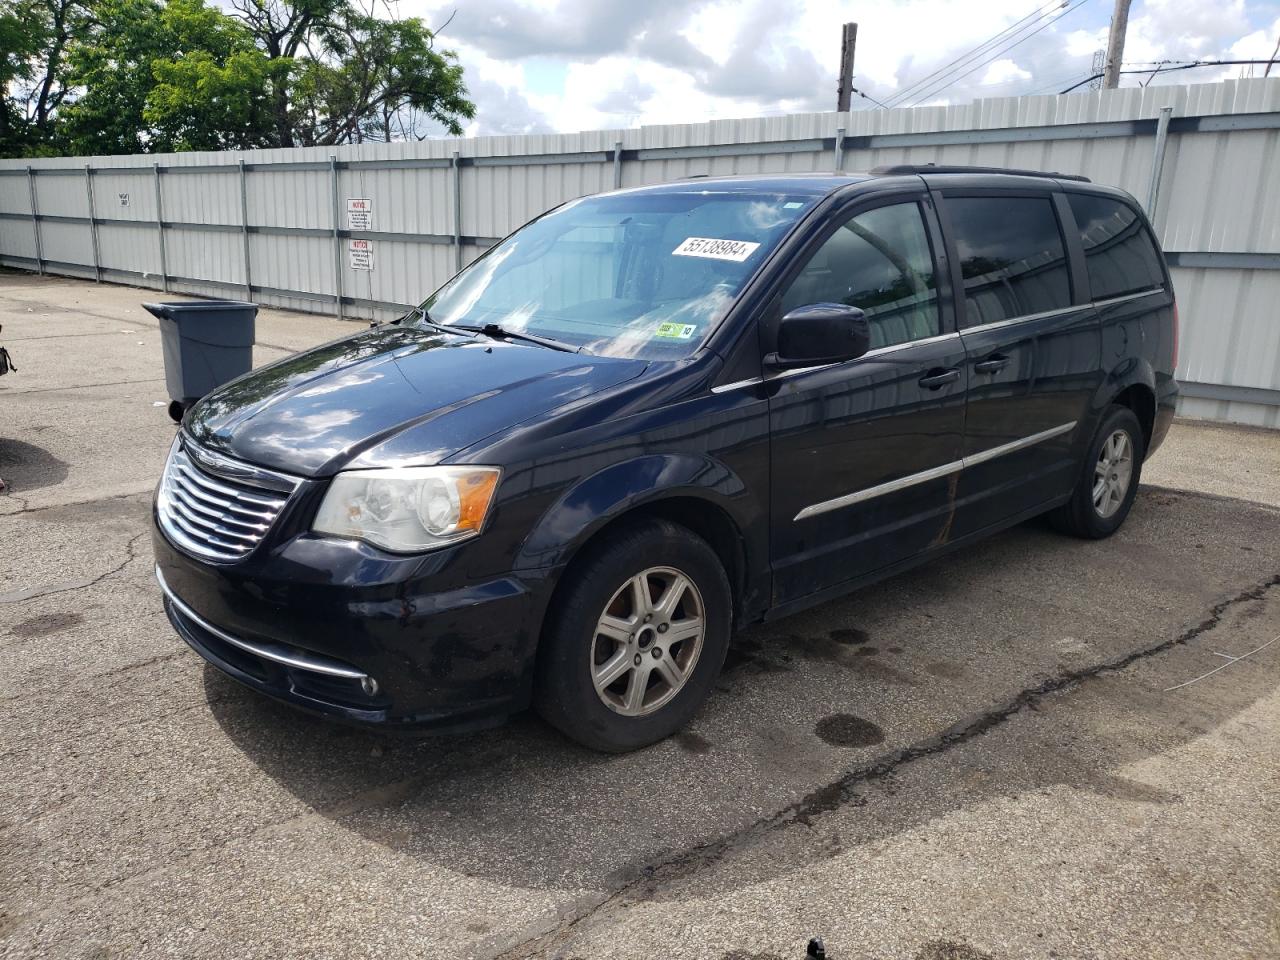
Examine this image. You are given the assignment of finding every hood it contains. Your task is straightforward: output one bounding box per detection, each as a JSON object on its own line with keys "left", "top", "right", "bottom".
{"left": 185, "top": 325, "right": 647, "bottom": 476}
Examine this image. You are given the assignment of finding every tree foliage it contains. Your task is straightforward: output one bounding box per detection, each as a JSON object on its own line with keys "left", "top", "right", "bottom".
{"left": 0, "top": 0, "right": 474, "bottom": 157}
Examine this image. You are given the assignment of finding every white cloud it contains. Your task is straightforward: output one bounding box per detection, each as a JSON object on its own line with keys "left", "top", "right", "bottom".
{"left": 981, "top": 59, "right": 1034, "bottom": 86}
{"left": 405, "top": 0, "right": 1279, "bottom": 135}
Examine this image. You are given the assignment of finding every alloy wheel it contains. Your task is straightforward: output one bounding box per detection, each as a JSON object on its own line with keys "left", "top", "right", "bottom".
{"left": 1092, "top": 429, "right": 1134, "bottom": 519}
{"left": 590, "top": 566, "right": 705, "bottom": 717}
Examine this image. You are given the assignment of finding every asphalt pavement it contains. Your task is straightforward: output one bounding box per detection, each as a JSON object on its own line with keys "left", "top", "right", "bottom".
{"left": 2, "top": 270, "right": 1277, "bottom": 960}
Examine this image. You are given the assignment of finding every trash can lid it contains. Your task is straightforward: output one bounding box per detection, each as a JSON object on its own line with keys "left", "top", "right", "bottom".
{"left": 143, "top": 300, "right": 258, "bottom": 320}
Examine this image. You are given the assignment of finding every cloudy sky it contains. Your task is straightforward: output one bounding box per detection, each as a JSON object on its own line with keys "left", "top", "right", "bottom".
{"left": 396, "top": 0, "right": 1280, "bottom": 137}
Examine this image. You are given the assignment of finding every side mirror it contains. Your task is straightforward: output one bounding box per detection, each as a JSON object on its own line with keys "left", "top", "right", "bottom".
{"left": 765, "top": 303, "right": 870, "bottom": 370}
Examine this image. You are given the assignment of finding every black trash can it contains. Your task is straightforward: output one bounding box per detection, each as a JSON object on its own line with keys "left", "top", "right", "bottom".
{"left": 144, "top": 300, "right": 257, "bottom": 422}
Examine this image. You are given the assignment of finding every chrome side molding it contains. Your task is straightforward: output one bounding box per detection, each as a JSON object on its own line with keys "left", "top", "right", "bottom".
{"left": 793, "top": 420, "right": 1077, "bottom": 521}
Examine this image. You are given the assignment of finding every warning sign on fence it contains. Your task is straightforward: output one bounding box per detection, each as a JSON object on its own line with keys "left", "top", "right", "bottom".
{"left": 348, "top": 238, "right": 374, "bottom": 270}
{"left": 346, "top": 198, "right": 372, "bottom": 231}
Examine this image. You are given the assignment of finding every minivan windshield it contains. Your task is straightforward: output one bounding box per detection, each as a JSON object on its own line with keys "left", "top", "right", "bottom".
{"left": 416, "top": 190, "right": 818, "bottom": 359}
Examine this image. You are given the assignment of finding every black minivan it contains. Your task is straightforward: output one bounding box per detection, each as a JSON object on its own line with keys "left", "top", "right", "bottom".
{"left": 154, "top": 165, "right": 1178, "bottom": 752}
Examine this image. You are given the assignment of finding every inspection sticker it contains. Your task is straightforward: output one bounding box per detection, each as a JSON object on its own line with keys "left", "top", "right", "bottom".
{"left": 655, "top": 322, "right": 698, "bottom": 340}
{"left": 671, "top": 237, "right": 761, "bottom": 262}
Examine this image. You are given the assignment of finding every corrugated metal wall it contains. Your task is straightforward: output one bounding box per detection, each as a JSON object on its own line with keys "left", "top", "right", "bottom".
{"left": 2, "top": 78, "right": 1278, "bottom": 426}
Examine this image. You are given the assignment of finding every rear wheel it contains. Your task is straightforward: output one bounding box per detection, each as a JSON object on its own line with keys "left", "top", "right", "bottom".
{"left": 1049, "top": 405, "right": 1145, "bottom": 539}
{"left": 535, "top": 519, "right": 731, "bottom": 752}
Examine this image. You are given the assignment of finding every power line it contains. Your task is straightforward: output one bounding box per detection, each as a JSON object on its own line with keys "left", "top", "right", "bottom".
{"left": 1059, "top": 59, "right": 1280, "bottom": 92}
{"left": 900, "top": 0, "right": 1093, "bottom": 107}
{"left": 849, "top": 85, "right": 891, "bottom": 110}
{"left": 882, "top": 0, "right": 1069, "bottom": 108}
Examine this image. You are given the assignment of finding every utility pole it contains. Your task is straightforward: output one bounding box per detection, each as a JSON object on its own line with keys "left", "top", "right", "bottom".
{"left": 1102, "top": 0, "right": 1132, "bottom": 89}
{"left": 836, "top": 22, "right": 857, "bottom": 111}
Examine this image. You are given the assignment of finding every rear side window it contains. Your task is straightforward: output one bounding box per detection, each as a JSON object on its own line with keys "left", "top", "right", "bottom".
{"left": 946, "top": 196, "right": 1072, "bottom": 327}
{"left": 1066, "top": 193, "right": 1165, "bottom": 300}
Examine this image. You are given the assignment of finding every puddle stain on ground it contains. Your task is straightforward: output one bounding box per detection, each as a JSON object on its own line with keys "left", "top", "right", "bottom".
{"left": 723, "top": 630, "right": 917, "bottom": 686}
{"left": 829, "top": 627, "right": 872, "bottom": 645}
{"left": 9, "top": 611, "right": 83, "bottom": 638}
{"left": 916, "top": 940, "right": 996, "bottom": 960}
{"left": 924, "top": 660, "right": 967, "bottom": 680}
{"left": 815, "top": 713, "right": 886, "bottom": 748}
{"left": 675, "top": 731, "right": 713, "bottom": 754}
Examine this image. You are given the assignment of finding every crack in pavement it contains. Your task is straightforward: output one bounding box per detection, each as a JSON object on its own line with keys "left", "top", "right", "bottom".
{"left": 0, "top": 489, "right": 152, "bottom": 518}
{"left": 492, "top": 571, "right": 1280, "bottom": 960}
{"left": 0, "top": 531, "right": 149, "bottom": 604}
{"left": 5, "top": 377, "right": 165, "bottom": 397}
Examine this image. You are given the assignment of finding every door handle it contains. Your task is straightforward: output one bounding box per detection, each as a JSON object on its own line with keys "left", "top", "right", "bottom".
{"left": 917, "top": 367, "right": 960, "bottom": 390}
{"left": 973, "top": 353, "right": 1010, "bottom": 374}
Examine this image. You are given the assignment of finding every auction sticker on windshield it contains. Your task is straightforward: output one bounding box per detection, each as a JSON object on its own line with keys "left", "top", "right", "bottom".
{"left": 655, "top": 322, "right": 698, "bottom": 340}
{"left": 672, "top": 237, "right": 761, "bottom": 262}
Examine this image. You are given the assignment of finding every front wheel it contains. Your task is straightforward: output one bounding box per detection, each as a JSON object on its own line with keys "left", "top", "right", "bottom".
{"left": 534, "top": 519, "right": 731, "bottom": 752}
{"left": 1049, "top": 405, "right": 1145, "bottom": 539}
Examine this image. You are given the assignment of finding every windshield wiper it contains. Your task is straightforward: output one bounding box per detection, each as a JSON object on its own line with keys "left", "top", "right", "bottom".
{"left": 455, "top": 323, "right": 580, "bottom": 354}
{"left": 404, "top": 305, "right": 469, "bottom": 338}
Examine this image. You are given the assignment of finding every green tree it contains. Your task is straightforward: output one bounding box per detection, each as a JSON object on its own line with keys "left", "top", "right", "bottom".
{"left": 0, "top": 0, "right": 474, "bottom": 156}
{"left": 1, "top": 0, "right": 90, "bottom": 155}
{"left": 227, "top": 0, "right": 474, "bottom": 147}
{"left": 59, "top": 0, "right": 272, "bottom": 154}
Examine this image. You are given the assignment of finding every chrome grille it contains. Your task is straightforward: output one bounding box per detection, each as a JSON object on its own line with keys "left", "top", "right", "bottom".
{"left": 158, "top": 438, "right": 298, "bottom": 563}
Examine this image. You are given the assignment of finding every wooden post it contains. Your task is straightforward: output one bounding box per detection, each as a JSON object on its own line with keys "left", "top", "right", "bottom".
{"left": 836, "top": 23, "right": 858, "bottom": 112}
{"left": 1103, "top": 0, "right": 1131, "bottom": 89}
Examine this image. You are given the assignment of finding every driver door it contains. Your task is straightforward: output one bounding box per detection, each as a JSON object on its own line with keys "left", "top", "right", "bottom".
{"left": 768, "top": 195, "right": 968, "bottom": 606}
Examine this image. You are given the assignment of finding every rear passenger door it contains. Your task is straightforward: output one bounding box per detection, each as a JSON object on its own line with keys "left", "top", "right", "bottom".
{"left": 768, "top": 195, "right": 968, "bottom": 604}
{"left": 932, "top": 187, "right": 1101, "bottom": 535}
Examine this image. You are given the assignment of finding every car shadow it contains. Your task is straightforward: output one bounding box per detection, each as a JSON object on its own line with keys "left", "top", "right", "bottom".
{"left": 204, "top": 488, "right": 1280, "bottom": 897}
{"left": 0, "top": 437, "right": 69, "bottom": 494}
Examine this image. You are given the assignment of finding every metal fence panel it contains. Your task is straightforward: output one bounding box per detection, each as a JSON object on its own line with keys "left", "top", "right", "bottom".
{"left": 2, "top": 76, "right": 1279, "bottom": 426}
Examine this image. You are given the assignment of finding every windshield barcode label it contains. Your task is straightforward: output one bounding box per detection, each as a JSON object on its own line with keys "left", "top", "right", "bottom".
{"left": 671, "top": 237, "right": 761, "bottom": 262}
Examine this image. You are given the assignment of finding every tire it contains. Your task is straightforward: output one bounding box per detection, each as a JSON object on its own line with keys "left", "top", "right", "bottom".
{"left": 1049, "top": 405, "right": 1145, "bottom": 539}
{"left": 534, "top": 518, "right": 732, "bottom": 753}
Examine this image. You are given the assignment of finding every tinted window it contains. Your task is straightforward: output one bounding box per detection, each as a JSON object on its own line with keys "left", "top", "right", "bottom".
{"left": 781, "top": 202, "right": 940, "bottom": 350}
{"left": 947, "top": 196, "right": 1072, "bottom": 326}
{"left": 1067, "top": 193, "right": 1165, "bottom": 300}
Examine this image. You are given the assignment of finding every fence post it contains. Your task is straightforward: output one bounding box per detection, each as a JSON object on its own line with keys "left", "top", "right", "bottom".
{"left": 238, "top": 158, "right": 253, "bottom": 300}
{"left": 329, "top": 155, "right": 344, "bottom": 320}
{"left": 1145, "top": 105, "right": 1173, "bottom": 220}
{"left": 613, "top": 139, "right": 623, "bottom": 189}
{"left": 833, "top": 126, "right": 846, "bottom": 171}
{"left": 84, "top": 165, "right": 101, "bottom": 282}
{"left": 452, "top": 149, "right": 463, "bottom": 273}
{"left": 25, "top": 166, "right": 43, "bottom": 275}
{"left": 152, "top": 162, "right": 169, "bottom": 292}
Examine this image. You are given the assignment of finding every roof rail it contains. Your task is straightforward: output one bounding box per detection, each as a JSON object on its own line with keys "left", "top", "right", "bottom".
{"left": 870, "top": 163, "right": 1091, "bottom": 183}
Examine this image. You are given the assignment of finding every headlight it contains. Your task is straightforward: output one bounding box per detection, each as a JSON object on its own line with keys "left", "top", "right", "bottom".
{"left": 313, "top": 466, "right": 501, "bottom": 553}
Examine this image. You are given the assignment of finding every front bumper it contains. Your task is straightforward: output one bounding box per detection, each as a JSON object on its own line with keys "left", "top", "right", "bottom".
{"left": 153, "top": 518, "right": 558, "bottom": 730}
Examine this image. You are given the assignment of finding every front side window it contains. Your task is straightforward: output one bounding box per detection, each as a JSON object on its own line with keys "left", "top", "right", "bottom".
{"left": 417, "top": 190, "right": 817, "bottom": 359}
{"left": 1066, "top": 193, "right": 1165, "bottom": 300}
{"left": 946, "top": 196, "right": 1072, "bottom": 326}
{"left": 781, "top": 201, "right": 940, "bottom": 350}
